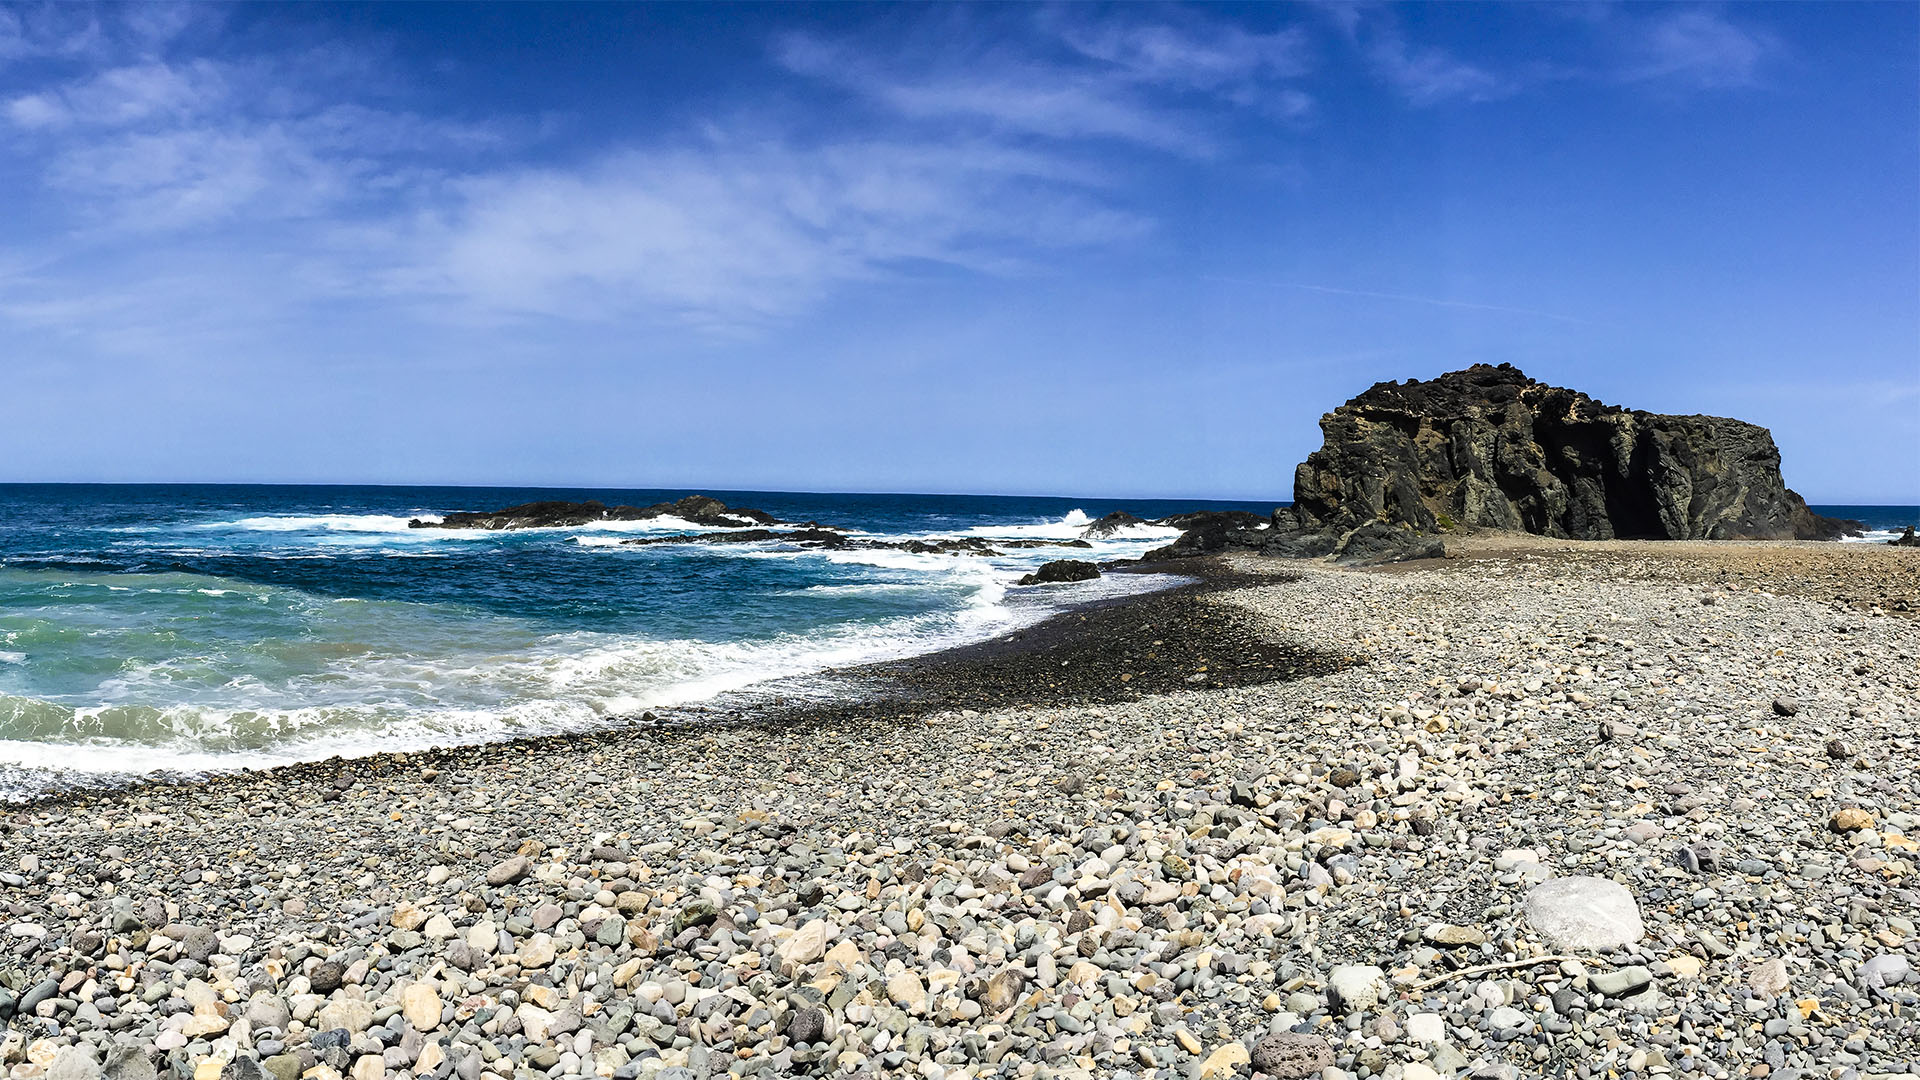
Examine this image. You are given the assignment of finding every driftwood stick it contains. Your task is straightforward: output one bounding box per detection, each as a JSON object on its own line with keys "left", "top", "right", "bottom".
{"left": 1407, "top": 954, "right": 1614, "bottom": 991}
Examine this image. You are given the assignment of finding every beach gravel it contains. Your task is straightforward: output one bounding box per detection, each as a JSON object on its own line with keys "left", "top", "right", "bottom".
{"left": 3, "top": 540, "right": 1918, "bottom": 1079}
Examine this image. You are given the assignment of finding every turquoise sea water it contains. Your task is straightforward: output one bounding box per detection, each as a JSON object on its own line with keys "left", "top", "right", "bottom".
{"left": 0, "top": 485, "right": 1251, "bottom": 798}
{"left": 1, "top": 486, "right": 1910, "bottom": 800}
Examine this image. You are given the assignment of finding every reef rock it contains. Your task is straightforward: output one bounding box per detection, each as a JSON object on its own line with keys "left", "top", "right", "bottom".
{"left": 1291, "top": 364, "right": 1860, "bottom": 541}
{"left": 1017, "top": 560, "right": 1101, "bottom": 585}
{"left": 411, "top": 495, "right": 782, "bottom": 531}
{"left": 1081, "top": 511, "right": 1146, "bottom": 538}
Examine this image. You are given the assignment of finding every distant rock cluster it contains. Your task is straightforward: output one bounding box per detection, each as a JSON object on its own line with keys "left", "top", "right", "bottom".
{"left": 409, "top": 496, "right": 781, "bottom": 531}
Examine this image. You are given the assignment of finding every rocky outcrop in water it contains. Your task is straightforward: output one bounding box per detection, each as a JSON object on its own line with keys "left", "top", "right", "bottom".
{"left": 620, "top": 529, "right": 1090, "bottom": 558}
{"left": 410, "top": 495, "right": 782, "bottom": 531}
{"left": 1017, "top": 559, "right": 1101, "bottom": 585}
{"left": 1081, "top": 511, "right": 1145, "bottom": 538}
{"left": 1890, "top": 526, "right": 1919, "bottom": 547}
{"left": 1290, "top": 364, "right": 1860, "bottom": 541}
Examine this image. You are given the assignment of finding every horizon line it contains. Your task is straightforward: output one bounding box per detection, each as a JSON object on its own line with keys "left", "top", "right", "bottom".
{"left": 0, "top": 479, "right": 1913, "bottom": 508}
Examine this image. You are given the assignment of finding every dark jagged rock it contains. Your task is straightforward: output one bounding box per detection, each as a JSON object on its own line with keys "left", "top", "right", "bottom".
{"left": 894, "top": 538, "right": 1005, "bottom": 556}
{"left": 1329, "top": 522, "right": 1447, "bottom": 565}
{"left": 413, "top": 500, "right": 620, "bottom": 530}
{"left": 1081, "top": 511, "right": 1146, "bottom": 538}
{"left": 1291, "top": 364, "right": 1862, "bottom": 541}
{"left": 622, "top": 527, "right": 850, "bottom": 548}
{"left": 1890, "top": 526, "right": 1919, "bottom": 547}
{"left": 411, "top": 495, "right": 783, "bottom": 531}
{"left": 1155, "top": 510, "right": 1268, "bottom": 532}
{"left": 1017, "top": 560, "right": 1101, "bottom": 586}
{"left": 621, "top": 529, "right": 1090, "bottom": 558}
{"left": 1258, "top": 528, "right": 1339, "bottom": 559}
{"left": 1139, "top": 512, "right": 1266, "bottom": 560}
{"left": 653, "top": 494, "right": 782, "bottom": 527}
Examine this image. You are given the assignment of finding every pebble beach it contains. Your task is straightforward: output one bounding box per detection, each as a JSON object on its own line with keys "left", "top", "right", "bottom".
{"left": 4, "top": 540, "right": 1918, "bottom": 1080}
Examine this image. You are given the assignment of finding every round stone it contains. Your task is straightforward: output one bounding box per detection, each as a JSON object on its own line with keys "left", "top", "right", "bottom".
{"left": 1523, "top": 876, "right": 1644, "bottom": 951}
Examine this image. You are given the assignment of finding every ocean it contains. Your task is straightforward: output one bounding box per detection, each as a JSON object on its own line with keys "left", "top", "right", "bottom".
{"left": 0, "top": 484, "right": 1253, "bottom": 800}
{"left": 1818, "top": 505, "right": 1920, "bottom": 545}
{"left": 1, "top": 486, "right": 1912, "bottom": 802}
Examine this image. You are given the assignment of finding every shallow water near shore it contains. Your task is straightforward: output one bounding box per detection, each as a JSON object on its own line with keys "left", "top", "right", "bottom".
{"left": 0, "top": 485, "right": 1272, "bottom": 798}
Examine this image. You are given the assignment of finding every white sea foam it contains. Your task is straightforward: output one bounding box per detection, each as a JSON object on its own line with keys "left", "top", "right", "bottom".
{"left": 1839, "top": 528, "right": 1911, "bottom": 545}
{"left": 952, "top": 509, "right": 1182, "bottom": 544}
{"left": 0, "top": 503, "right": 1207, "bottom": 801}
{"left": 0, "top": 562, "right": 1188, "bottom": 801}
{"left": 213, "top": 514, "right": 434, "bottom": 533}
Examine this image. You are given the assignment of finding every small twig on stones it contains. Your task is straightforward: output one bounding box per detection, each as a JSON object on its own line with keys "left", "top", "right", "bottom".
{"left": 1408, "top": 955, "right": 1614, "bottom": 991}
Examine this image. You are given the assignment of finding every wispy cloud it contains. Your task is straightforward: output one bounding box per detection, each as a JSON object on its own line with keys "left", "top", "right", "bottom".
{"left": 778, "top": 34, "right": 1213, "bottom": 154}
{"left": 777, "top": 10, "right": 1316, "bottom": 155}
{"left": 1324, "top": 3, "right": 1778, "bottom": 105}
{"left": 2, "top": 7, "right": 1213, "bottom": 338}
{"left": 0, "top": 2, "right": 1804, "bottom": 346}
{"left": 1365, "top": 34, "right": 1511, "bottom": 106}
{"left": 1317, "top": 5, "right": 1510, "bottom": 106}
{"left": 1622, "top": 9, "right": 1776, "bottom": 89}
{"left": 391, "top": 136, "right": 1150, "bottom": 330}
{"left": 1056, "top": 16, "right": 1312, "bottom": 100}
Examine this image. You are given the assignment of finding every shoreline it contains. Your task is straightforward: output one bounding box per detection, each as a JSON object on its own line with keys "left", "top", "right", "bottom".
{"left": 3, "top": 540, "right": 1917, "bottom": 1079}
{"left": 3, "top": 556, "right": 1335, "bottom": 811}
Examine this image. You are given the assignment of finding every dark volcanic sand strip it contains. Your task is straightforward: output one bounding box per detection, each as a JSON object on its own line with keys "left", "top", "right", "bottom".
{"left": 762, "top": 559, "right": 1350, "bottom": 722}
{"left": 5, "top": 557, "right": 1347, "bottom": 809}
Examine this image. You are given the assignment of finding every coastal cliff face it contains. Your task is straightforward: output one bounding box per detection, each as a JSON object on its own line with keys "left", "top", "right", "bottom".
{"left": 1291, "top": 364, "right": 1856, "bottom": 541}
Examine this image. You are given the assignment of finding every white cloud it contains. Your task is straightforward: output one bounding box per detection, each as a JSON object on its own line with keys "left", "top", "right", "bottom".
{"left": 775, "top": 33, "right": 1209, "bottom": 154}
{"left": 1625, "top": 10, "right": 1774, "bottom": 88}
{"left": 0, "top": 3, "right": 101, "bottom": 66}
{"left": 1366, "top": 35, "right": 1509, "bottom": 105}
{"left": 3, "top": 8, "right": 1204, "bottom": 336}
{"left": 1318, "top": 8, "right": 1508, "bottom": 107}
{"left": 47, "top": 125, "right": 350, "bottom": 229}
{"left": 778, "top": 11, "right": 1317, "bottom": 155}
{"left": 393, "top": 136, "right": 1149, "bottom": 330}
{"left": 4, "top": 59, "right": 225, "bottom": 129}
{"left": 1058, "top": 17, "right": 1312, "bottom": 96}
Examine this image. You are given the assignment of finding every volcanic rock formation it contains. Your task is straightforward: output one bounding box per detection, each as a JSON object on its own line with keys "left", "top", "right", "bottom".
{"left": 1290, "top": 364, "right": 1859, "bottom": 541}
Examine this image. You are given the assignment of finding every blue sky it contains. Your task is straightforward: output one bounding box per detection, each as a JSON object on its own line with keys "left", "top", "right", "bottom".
{"left": 2, "top": 2, "right": 1915, "bottom": 502}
